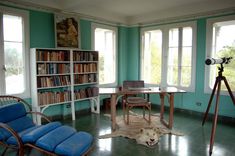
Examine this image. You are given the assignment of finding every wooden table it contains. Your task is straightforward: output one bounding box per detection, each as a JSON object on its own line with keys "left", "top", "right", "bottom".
{"left": 99, "top": 87, "right": 185, "bottom": 130}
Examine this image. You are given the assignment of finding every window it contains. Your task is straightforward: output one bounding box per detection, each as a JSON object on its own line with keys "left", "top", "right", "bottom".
{"left": 91, "top": 23, "right": 117, "bottom": 87}
{"left": 141, "top": 30, "right": 162, "bottom": 84}
{"left": 205, "top": 15, "right": 235, "bottom": 94}
{"left": 167, "top": 27, "right": 193, "bottom": 87}
{"left": 0, "top": 6, "right": 29, "bottom": 98}
{"left": 141, "top": 22, "right": 196, "bottom": 91}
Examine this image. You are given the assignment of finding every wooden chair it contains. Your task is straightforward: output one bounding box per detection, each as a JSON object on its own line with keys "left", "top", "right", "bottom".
{"left": 122, "top": 80, "right": 151, "bottom": 124}
{"left": 0, "top": 95, "right": 93, "bottom": 156}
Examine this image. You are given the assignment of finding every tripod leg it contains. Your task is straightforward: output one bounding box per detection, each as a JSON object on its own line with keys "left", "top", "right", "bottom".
{"left": 202, "top": 77, "right": 219, "bottom": 126}
{"left": 222, "top": 76, "right": 235, "bottom": 105}
{"left": 209, "top": 80, "right": 221, "bottom": 155}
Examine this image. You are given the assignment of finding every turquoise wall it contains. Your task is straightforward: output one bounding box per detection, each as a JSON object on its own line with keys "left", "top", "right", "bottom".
{"left": 126, "top": 27, "right": 140, "bottom": 80}
{"left": 80, "top": 19, "right": 92, "bottom": 49}
{"left": 1, "top": 4, "right": 234, "bottom": 118}
{"left": 118, "top": 26, "right": 128, "bottom": 84}
{"left": 30, "top": 11, "right": 55, "bottom": 48}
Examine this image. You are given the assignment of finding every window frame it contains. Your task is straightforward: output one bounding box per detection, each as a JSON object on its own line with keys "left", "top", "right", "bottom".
{"left": 205, "top": 15, "right": 235, "bottom": 95}
{"left": 140, "top": 21, "right": 197, "bottom": 92}
{"left": 91, "top": 23, "right": 118, "bottom": 87}
{"left": 0, "top": 6, "right": 30, "bottom": 98}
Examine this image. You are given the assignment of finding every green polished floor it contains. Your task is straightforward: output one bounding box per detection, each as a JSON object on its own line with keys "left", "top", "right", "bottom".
{"left": 2, "top": 108, "right": 235, "bottom": 156}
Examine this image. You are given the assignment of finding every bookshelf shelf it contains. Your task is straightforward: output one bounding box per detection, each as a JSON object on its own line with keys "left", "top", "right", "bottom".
{"left": 37, "top": 73, "right": 71, "bottom": 77}
{"left": 30, "top": 48, "right": 100, "bottom": 124}
{"left": 37, "top": 85, "right": 71, "bottom": 90}
{"left": 74, "top": 96, "right": 99, "bottom": 102}
{"left": 39, "top": 101, "right": 72, "bottom": 108}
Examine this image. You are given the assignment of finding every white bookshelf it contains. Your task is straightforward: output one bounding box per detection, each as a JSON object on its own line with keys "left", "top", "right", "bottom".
{"left": 30, "top": 48, "right": 99, "bottom": 124}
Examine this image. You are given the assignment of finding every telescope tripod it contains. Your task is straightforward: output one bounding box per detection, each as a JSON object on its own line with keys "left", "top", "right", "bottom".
{"left": 202, "top": 64, "right": 235, "bottom": 155}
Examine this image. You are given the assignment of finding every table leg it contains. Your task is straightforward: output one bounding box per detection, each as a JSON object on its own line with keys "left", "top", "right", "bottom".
{"left": 168, "top": 93, "right": 174, "bottom": 129}
{"left": 110, "top": 94, "right": 117, "bottom": 130}
{"left": 160, "top": 93, "right": 174, "bottom": 129}
{"left": 160, "top": 93, "right": 165, "bottom": 120}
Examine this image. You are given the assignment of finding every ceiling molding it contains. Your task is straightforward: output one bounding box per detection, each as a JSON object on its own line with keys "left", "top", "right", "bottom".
{"left": 1, "top": 0, "right": 235, "bottom": 27}
{"left": 138, "top": 7, "right": 235, "bottom": 27}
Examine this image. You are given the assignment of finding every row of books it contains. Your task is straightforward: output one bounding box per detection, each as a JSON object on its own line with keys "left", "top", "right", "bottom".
{"left": 73, "top": 51, "right": 98, "bottom": 61}
{"left": 37, "top": 63, "right": 70, "bottom": 75}
{"left": 74, "top": 87, "right": 99, "bottom": 100}
{"left": 36, "top": 50, "right": 70, "bottom": 61}
{"left": 73, "top": 63, "right": 97, "bottom": 73}
{"left": 37, "top": 91, "right": 71, "bottom": 105}
{"left": 37, "top": 76, "right": 71, "bottom": 88}
{"left": 74, "top": 74, "right": 97, "bottom": 84}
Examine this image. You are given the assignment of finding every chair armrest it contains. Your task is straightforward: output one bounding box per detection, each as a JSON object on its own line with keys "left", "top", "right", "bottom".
{"left": 0, "top": 122, "right": 24, "bottom": 150}
{"left": 27, "top": 111, "right": 51, "bottom": 123}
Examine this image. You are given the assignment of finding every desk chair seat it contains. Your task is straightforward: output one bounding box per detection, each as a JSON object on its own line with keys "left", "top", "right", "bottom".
{"left": 122, "top": 81, "right": 151, "bottom": 124}
{"left": 127, "top": 97, "right": 148, "bottom": 103}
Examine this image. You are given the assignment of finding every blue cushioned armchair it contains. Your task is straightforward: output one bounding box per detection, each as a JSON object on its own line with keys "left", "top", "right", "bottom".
{"left": 0, "top": 95, "right": 93, "bottom": 156}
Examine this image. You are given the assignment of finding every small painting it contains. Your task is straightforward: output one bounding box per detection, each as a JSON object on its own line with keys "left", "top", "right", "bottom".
{"left": 55, "top": 13, "right": 79, "bottom": 48}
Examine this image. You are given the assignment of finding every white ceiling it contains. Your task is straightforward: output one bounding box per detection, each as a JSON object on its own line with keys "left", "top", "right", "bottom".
{"left": 5, "top": 0, "right": 235, "bottom": 25}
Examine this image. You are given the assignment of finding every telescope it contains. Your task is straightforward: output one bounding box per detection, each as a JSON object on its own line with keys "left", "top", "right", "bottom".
{"left": 205, "top": 57, "right": 233, "bottom": 65}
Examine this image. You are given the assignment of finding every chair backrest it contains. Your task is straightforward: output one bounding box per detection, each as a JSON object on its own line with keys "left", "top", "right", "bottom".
{"left": 123, "top": 80, "right": 144, "bottom": 89}
{"left": 0, "top": 103, "right": 27, "bottom": 123}
{"left": 0, "top": 103, "right": 35, "bottom": 140}
{"left": 0, "top": 96, "right": 31, "bottom": 112}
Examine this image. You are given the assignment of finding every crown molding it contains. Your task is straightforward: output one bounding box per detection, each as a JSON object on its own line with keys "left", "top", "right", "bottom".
{"left": 1, "top": 0, "right": 235, "bottom": 27}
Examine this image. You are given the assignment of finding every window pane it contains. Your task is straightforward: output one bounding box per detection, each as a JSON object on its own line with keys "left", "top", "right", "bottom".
{"left": 167, "top": 47, "right": 178, "bottom": 85}
{"left": 181, "top": 47, "right": 192, "bottom": 87}
{"left": 142, "top": 30, "right": 162, "bottom": 84}
{"left": 3, "top": 14, "right": 25, "bottom": 95}
{"left": 3, "top": 14, "right": 22, "bottom": 42}
{"left": 169, "top": 28, "right": 178, "bottom": 47}
{"left": 95, "top": 28, "right": 116, "bottom": 85}
{"left": 4, "top": 42, "right": 25, "bottom": 94}
{"left": 181, "top": 67, "right": 191, "bottom": 87}
{"left": 210, "top": 21, "right": 235, "bottom": 91}
{"left": 183, "top": 27, "right": 192, "bottom": 46}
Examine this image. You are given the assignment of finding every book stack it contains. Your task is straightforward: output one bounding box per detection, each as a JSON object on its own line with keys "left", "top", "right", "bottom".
{"left": 73, "top": 51, "right": 98, "bottom": 61}
{"left": 73, "top": 63, "right": 97, "bottom": 73}
{"left": 74, "top": 87, "right": 99, "bottom": 100}
{"left": 37, "top": 63, "right": 70, "bottom": 75}
{"left": 37, "top": 50, "right": 70, "bottom": 61}
{"left": 74, "top": 74, "right": 97, "bottom": 84}
{"left": 37, "top": 90, "right": 71, "bottom": 105}
{"left": 37, "top": 76, "right": 71, "bottom": 88}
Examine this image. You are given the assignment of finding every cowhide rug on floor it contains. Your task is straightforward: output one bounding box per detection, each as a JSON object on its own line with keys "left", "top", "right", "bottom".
{"left": 99, "top": 113, "right": 183, "bottom": 147}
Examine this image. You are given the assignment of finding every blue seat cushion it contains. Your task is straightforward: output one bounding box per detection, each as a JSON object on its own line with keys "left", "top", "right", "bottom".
{"left": 0, "top": 116, "right": 35, "bottom": 140}
{"left": 7, "top": 125, "right": 40, "bottom": 145}
{"left": 6, "top": 122, "right": 62, "bottom": 145}
{"left": 55, "top": 132, "right": 93, "bottom": 156}
{"left": 0, "top": 103, "right": 27, "bottom": 123}
{"left": 36, "top": 125, "right": 76, "bottom": 152}
{"left": 22, "top": 122, "right": 62, "bottom": 143}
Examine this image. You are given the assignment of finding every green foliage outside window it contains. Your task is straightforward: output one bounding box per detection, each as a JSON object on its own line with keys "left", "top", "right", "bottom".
{"left": 216, "top": 46, "right": 235, "bottom": 90}
{"left": 150, "top": 42, "right": 161, "bottom": 84}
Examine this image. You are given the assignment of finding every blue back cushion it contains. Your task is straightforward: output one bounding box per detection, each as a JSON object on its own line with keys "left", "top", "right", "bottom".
{"left": 0, "top": 103, "right": 27, "bottom": 123}
{"left": 0, "top": 103, "right": 34, "bottom": 141}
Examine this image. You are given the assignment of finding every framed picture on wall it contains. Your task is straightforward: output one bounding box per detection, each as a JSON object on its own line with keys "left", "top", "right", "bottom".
{"left": 54, "top": 13, "right": 80, "bottom": 48}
